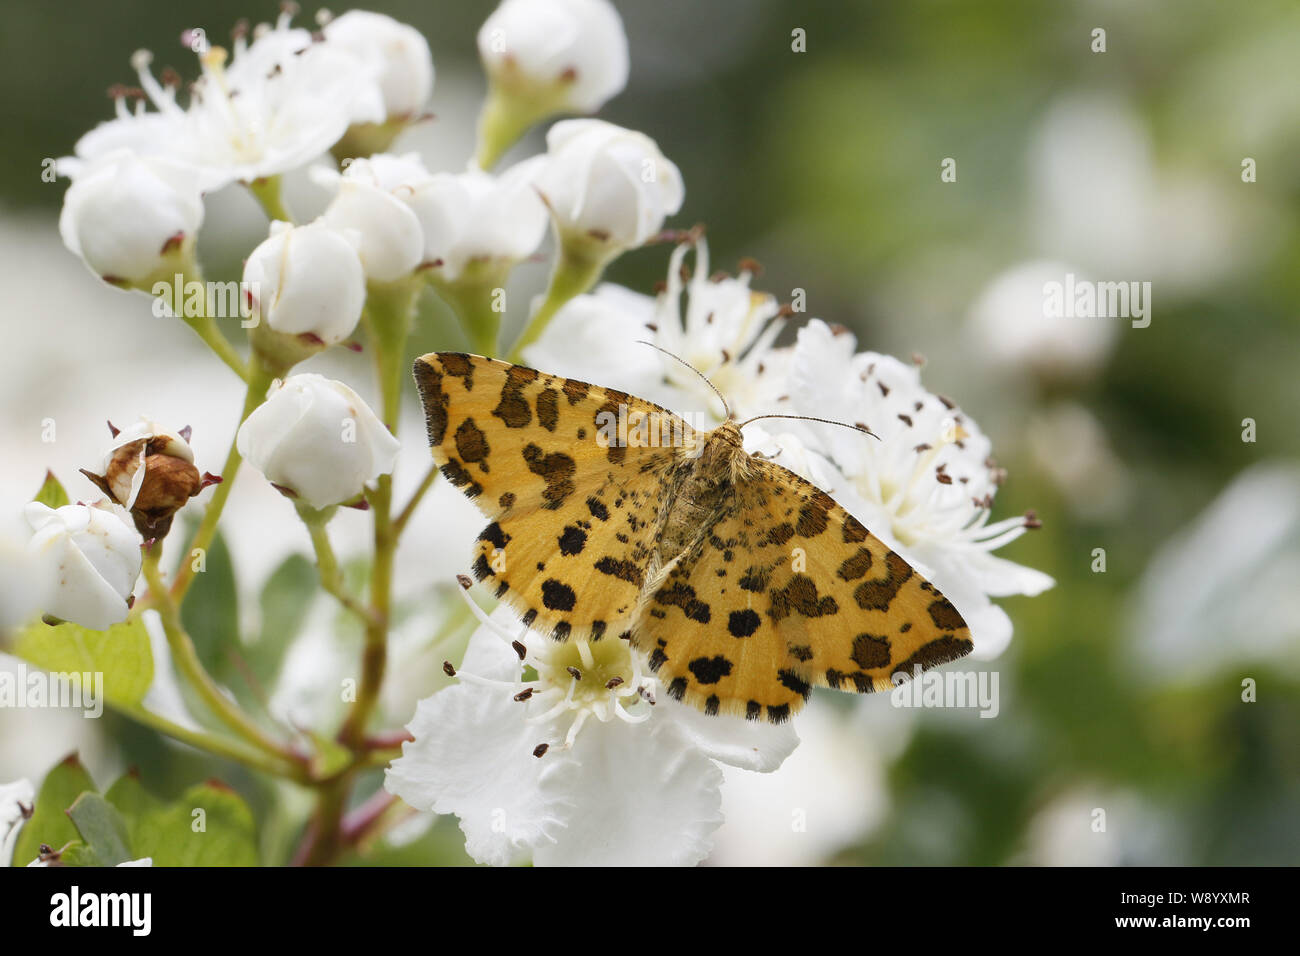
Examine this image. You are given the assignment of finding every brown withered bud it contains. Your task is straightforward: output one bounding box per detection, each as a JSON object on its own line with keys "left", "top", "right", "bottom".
{"left": 80, "top": 420, "right": 215, "bottom": 540}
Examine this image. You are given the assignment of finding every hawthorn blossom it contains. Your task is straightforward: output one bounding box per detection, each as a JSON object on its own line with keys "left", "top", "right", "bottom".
{"left": 25, "top": 502, "right": 142, "bottom": 631}
{"left": 58, "top": 150, "right": 204, "bottom": 288}
{"left": 478, "top": 0, "right": 628, "bottom": 115}
{"left": 785, "top": 320, "right": 1054, "bottom": 657}
{"left": 322, "top": 10, "right": 434, "bottom": 121}
{"left": 525, "top": 239, "right": 792, "bottom": 421}
{"left": 237, "top": 374, "right": 400, "bottom": 510}
{"left": 65, "top": 11, "right": 386, "bottom": 191}
{"left": 386, "top": 600, "right": 797, "bottom": 866}
{"left": 533, "top": 120, "right": 684, "bottom": 255}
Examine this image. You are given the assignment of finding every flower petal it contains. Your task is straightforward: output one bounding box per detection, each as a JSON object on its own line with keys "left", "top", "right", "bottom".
{"left": 533, "top": 718, "right": 722, "bottom": 866}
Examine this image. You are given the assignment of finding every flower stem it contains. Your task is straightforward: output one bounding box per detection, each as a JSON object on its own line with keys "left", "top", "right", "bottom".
{"left": 295, "top": 279, "right": 418, "bottom": 865}
{"left": 171, "top": 354, "right": 278, "bottom": 601}
{"left": 393, "top": 464, "right": 438, "bottom": 538}
{"left": 118, "top": 703, "right": 306, "bottom": 780}
{"left": 247, "top": 175, "right": 293, "bottom": 223}
{"left": 181, "top": 313, "right": 248, "bottom": 381}
{"left": 300, "top": 506, "right": 375, "bottom": 624}
{"left": 507, "top": 243, "right": 609, "bottom": 362}
{"left": 475, "top": 86, "right": 554, "bottom": 171}
{"left": 143, "top": 548, "right": 306, "bottom": 772}
{"left": 429, "top": 275, "right": 505, "bottom": 357}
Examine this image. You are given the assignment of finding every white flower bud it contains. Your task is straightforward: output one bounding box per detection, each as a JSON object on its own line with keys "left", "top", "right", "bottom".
{"left": 237, "top": 374, "right": 401, "bottom": 510}
{"left": 244, "top": 221, "right": 367, "bottom": 345}
{"left": 410, "top": 158, "right": 548, "bottom": 281}
{"left": 533, "top": 120, "right": 684, "bottom": 252}
{"left": 57, "top": 149, "right": 204, "bottom": 288}
{"left": 478, "top": 0, "right": 628, "bottom": 114}
{"left": 25, "top": 501, "right": 142, "bottom": 631}
{"left": 317, "top": 157, "right": 427, "bottom": 281}
{"left": 324, "top": 11, "right": 434, "bottom": 120}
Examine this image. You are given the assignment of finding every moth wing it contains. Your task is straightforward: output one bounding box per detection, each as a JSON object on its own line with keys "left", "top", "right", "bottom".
{"left": 414, "top": 352, "right": 698, "bottom": 642}
{"left": 636, "top": 457, "right": 974, "bottom": 722}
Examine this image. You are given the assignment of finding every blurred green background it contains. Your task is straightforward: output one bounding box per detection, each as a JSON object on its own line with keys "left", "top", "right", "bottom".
{"left": 2, "top": 0, "right": 1298, "bottom": 865}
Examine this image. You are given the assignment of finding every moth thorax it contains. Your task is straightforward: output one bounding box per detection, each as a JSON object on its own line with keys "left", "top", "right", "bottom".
{"left": 700, "top": 422, "right": 749, "bottom": 482}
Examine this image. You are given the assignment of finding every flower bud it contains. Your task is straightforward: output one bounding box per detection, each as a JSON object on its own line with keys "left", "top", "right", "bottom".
{"left": 244, "top": 220, "right": 367, "bottom": 371}
{"left": 79, "top": 419, "right": 216, "bottom": 539}
{"left": 58, "top": 149, "right": 204, "bottom": 289}
{"left": 479, "top": 0, "right": 628, "bottom": 114}
{"left": 317, "top": 157, "right": 427, "bottom": 281}
{"left": 474, "top": 0, "right": 628, "bottom": 168}
{"left": 324, "top": 11, "right": 434, "bottom": 121}
{"left": 533, "top": 120, "right": 684, "bottom": 256}
{"left": 25, "top": 501, "right": 142, "bottom": 631}
{"left": 237, "top": 374, "right": 400, "bottom": 510}
{"left": 410, "top": 158, "right": 548, "bottom": 282}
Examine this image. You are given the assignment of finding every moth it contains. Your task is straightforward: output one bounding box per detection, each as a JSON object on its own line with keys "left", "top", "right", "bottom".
{"left": 414, "top": 352, "right": 973, "bottom": 723}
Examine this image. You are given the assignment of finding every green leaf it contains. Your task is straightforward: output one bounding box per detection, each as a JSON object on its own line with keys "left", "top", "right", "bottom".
{"left": 32, "top": 470, "right": 70, "bottom": 509}
{"left": 66, "top": 793, "right": 133, "bottom": 866}
{"left": 250, "top": 553, "right": 316, "bottom": 685}
{"left": 181, "top": 529, "right": 238, "bottom": 676}
{"left": 136, "top": 782, "right": 259, "bottom": 867}
{"left": 13, "top": 617, "right": 154, "bottom": 708}
{"left": 12, "top": 754, "right": 96, "bottom": 866}
{"left": 104, "top": 772, "right": 165, "bottom": 855}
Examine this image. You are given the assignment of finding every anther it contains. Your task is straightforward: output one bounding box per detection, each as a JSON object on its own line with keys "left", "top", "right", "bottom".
{"left": 605, "top": 676, "right": 624, "bottom": 689}
{"left": 513, "top": 688, "right": 534, "bottom": 702}
{"left": 457, "top": 574, "right": 473, "bottom": 589}
{"left": 442, "top": 661, "right": 456, "bottom": 677}
{"left": 532, "top": 743, "right": 549, "bottom": 758}
{"left": 512, "top": 640, "right": 527, "bottom": 660}
{"left": 566, "top": 666, "right": 582, "bottom": 681}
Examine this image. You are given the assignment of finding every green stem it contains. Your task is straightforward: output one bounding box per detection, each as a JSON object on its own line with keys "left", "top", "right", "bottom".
{"left": 181, "top": 313, "right": 248, "bottom": 381}
{"left": 119, "top": 704, "right": 306, "bottom": 780}
{"left": 476, "top": 86, "right": 554, "bottom": 171}
{"left": 172, "top": 354, "right": 278, "bottom": 601}
{"left": 247, "top": 175, "right": 293, "bottom": 223}
{"left": 301, "top": 507, "right": 375, "bottom": 624}
{"left": 296, "top": 279, "right": 417, "bottom": 865}
{"left": 143, "top": 549, "right": 305, "bottom": 770}
{"left": 429, "top": 273, "right": 507, "bottom": 357}
{"left": 157, "top": 266, "right": 248, "bottom": 381}
{"left": 507, "top": 244, "right": 609, "bottom": 362}
{"left": 393, "top": 464, "right": 438, "bottom": 538}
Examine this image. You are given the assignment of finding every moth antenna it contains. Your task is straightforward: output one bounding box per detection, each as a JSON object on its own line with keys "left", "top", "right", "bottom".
{"left": 635, "top": 340, "right": 731, "bottom": 419}
{"left": 737, "top": 414, "right": 880, "bottom": 440}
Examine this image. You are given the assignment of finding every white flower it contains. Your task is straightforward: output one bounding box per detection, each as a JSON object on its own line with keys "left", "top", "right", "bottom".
{"left": 1, "top": 779, "right": 34, "bottom": 866}
{"left": 386, "top": 600, "right": 798, "bottom": 866}
{"left": 1129, "top": 463, "right": 1300, "bottom": 684}
{"left": 524, "top": 240, "right": 791, "bottom": 421}
{"left": 410, "top": 158, "right": 549, "bottom": 282}
{"left": 1, "top": 525, "right": 44, "bottom": 632}
{"left": 967, "top": 260, "right": 1118, "bottom": 380}
{"left": 323, "top": 11, "right": 434, "bottom": 121}
{"left": 237, "top": 374, "right": 400, "bottom": 510}
{"left": 533, "top": 119, "right": 684, "bottom": 253}
{"left": 315, "top": 155, "right": 426, "bottom": 281}
{"left": 67, "top": 12, "right": 385, "bottom": 191}
{"left": 58, "top": 150, "right": 204, "bottom": 288}
{"left": 478, "top": 0, "right": 629, "bottom": 114}
{"left": 785, "top": 320, "right": 1054, "bottom": 658}
{"left": 243, "top": 220, "right": 366, "bottom": 344}
{"left": 25, "top": 502, "right": 142, "bottom": 631}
